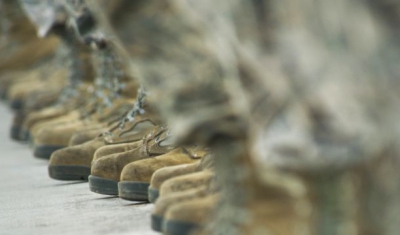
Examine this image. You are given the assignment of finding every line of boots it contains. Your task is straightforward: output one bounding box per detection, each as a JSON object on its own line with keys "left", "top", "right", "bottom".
{"left": 2, "top": 0, "right": 400, "bottom": 235}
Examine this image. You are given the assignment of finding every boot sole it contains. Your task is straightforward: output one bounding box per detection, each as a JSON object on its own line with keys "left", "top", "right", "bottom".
{"left": 29, "top": 134, "right": 34, "bottom": 148}
{"left": 151, "top": 214, "right": 164, "bottom": 232}
{"left": 48, "top": 165, "right": 90, "bottom": 181}
{"left": 118, "top": 181, "right": 150, "bottom": 201}
{"left": 148, "top": 187, "right": 160, "bottom": 203}
{"left": 0, "top": 88, "right": 7, "bottom": 100}
{"left": 20, "top": 129, "right": 30, "bottom": 142}
{"left": 163, "top": 220, "right": 199, "bottom": 235}
{"left": 19, "top": 127, "right": 30, "bottom": 141}
{"left": 34, "top": 145, "right": 65, "bottom": 159}
{"left": 10, "top": 99, "right": 23, "bottom": 110}
{"left": 89, "top": 175, "right": 119, "bottom": 195}
{"left": 10, "top": 126, "right": 23, "bottom": 141}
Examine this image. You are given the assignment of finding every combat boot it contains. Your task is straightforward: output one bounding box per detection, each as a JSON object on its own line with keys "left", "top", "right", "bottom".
{"left": 0, "top": 72, "right": 27, "bottom": 100}
{"left": 163, "top": 194, "right": 220, "bottom": 235}
{"left": 48, "top": 104, "right": 159, "bottom": 180}
{"left": 93, "top": 141, "right": 144, "bottom": 160}
{"left": 30, "top": 66, "right": 139, "bottom": 153}
{"left": 26, "top": 83, "right": 99, "bottom": 137}
{"left": 156, "top": 159, "right": 309, "bottom": 235}
{"left": 27, "top": 108, "right": 82, "bottom": 142}
{"left": 10, "top": 78, "right": 68, "bottom": 140}
{"left": 33, "top": 97, "right": 134, "bottom": 159}
{"left": 6, "top": 71, "right": 46, "bottom": 110}
{"left": 0, "top": 36, "right": 58, "bottom": 98}
{"left": 89, "top": 126, "right": 174, "bottom": 195}
{"left": 0, "top": 35, "right": 57, "bottom": 76}
{"left": 20, "top": 83, "right": 94, "bottom": 141}
{"left": 7, "top": 69, "right": 66, "bottom": 110}
{"left": 48, "top": 139, "right": 140, "bottom": 181}
{"left": 33, "top": 120, "right": 93, "bottom": 158}
{"left": 21, "top": 80, "right": 66, "bottom": 111}
{"left": 118, "top": 146, "right": 206, "bottom": 201}
{"left": 151, "top": 172, "right": 218, "bottom": 232}
{"left": 10, "top": 88, "right": 65, "bottom": 139}
{"left": 68, "top": 127, "right": 108, "bottom": 146}
{"left": 159, "top": 170, "right": 215, "bottom": 198}
{"left": 148, "top": 152, "right": 214, "bottom": 202}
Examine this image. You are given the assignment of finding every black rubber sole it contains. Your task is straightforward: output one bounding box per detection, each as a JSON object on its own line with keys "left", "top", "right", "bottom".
{"left": 118, "top": 181, "right": 150, "bottom": 201}
{"left": 0, "top": 88, "right": 7, "bottom": 100}
{"left": 10, "top": 99, "right": 23, "bottom": 110}
{"left": 10, "top": 126, "right": 22, "bottom": 141}
{"left": 163, "top": 220, "right": 199, "bottom": 235}
{"left": 48, "top": 165, "right": 91, "bottom": 181}
{"left": 148, "top": 187, "right": 160, "bottom": 203}
{"left": 29, "top": 135, "right": 34, "bottom": 148}
{"left": 19, "top": 129, "right": 30, "bottom": 142}
{"left": 151, "top": 214, "right": 164, "bottom": 232}
{"left": 34, "top": 145, "right": 65, "bottom": 159}
{"left": 89, "top": 175, "right": 119, "bottom": 195}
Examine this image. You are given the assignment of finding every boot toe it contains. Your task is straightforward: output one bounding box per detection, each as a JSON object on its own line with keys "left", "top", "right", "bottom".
{"left": 91, "top": 156, "right": 121, "bottom": 181}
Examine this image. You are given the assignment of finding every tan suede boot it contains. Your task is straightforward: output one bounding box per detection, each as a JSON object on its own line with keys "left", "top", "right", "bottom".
{"left": 68, "top": 127, "right": 108, "bottom": 146}
{"left": 0, "top": 72, "right": 30, "bottom": 100}
{"left": 118, "top": 146, "right": 206, "bottom": 201}
{"left": 48, "top": 104, "right": 159, "bottom": 180}
{"left": 10, "top": 85, "right": 67, "bottom": 141}
{"left": 48, "top": 138, "right": 105, "bottom": 181}
{"left": 24, "top": 88, "right": 63, "bottom": 110}
{"left": 0, "top": 37, "right": 58, "bottom": 98}
{"left": 154, "top": 148, "right": 310, "bottom": 235}
{"left": 89, "top": 126, "right": 174, "bottom": 195}
{"left": 48, "top": 139, "right": 141, "bottom": 181}
{"left": 7, "top": 69, "right": 67, "bottom": 110}
{"left": 148, "top": 152, "right": 214, "bottom": 203}
{"left": 23, "top": 107, "right": 78, "bottom": 137}
{"left": 29, "top": 90, "right": 135, "bottom": 142}
{"left": 21, "top": 83, "right": 95, "bottom": 141}
{"left": 151, "top": 185, "right": 216, "bottom": 232}
{"left": 0, "top": 36, "right": 57, "bottom": 72}
{"left": 163, "top": 194, "right": 220, "bottom": 235}
{"left": 159, "top": 170, "right": 215, "bottom": 198}
{"left": 151, "top": 171, "right": 218, "bottom": 232}
{"left": 33, "top": 119, "right": 103, "bottom": 159}
{"left": 65, "top": 100, "right": 133, "bottom": 147}
{"left": 33, "top": 97, "right": 134, "bottom": 159}
{"left": 6, "top": 71, "right": 60, "bottom": 109}
{"left": 0, "top": 35, "right": 57, "bottom": 76}
{"left": 26, "top": 89, "right": 104, "bottom": 139}
{"left": 93, "top": 141, "right": 143, "bottom": 160}
{"left": 28, "top": 109, "right": 82, "bottom": 142}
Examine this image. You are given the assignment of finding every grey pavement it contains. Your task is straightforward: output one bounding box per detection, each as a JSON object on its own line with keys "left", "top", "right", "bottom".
{"left": 0, "top": 104, "right": 158, "bottom": 235}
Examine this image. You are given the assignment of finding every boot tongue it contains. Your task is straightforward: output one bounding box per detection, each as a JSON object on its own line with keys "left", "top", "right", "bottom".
{"left": 53, "top": 25, "right": 89, "bottom": 106}
{"left": 115, "top": 87, "right": 148, "bottom": 130}
{"left": 90, "top": 47, "right": 117, "bottom": 110}
{"left": 144, "top": 126, "right": 178, "bottom": 155}
{"left": 99, "top": 99, "right": 150, "bottom": 142}
{"left": 92, "top": 38, "right": 132, "bottom": 109}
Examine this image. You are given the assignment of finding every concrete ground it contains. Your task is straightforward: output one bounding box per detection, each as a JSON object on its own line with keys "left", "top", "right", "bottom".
{"left": 0, "top": 104, "right": 158, "bottom": 235}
